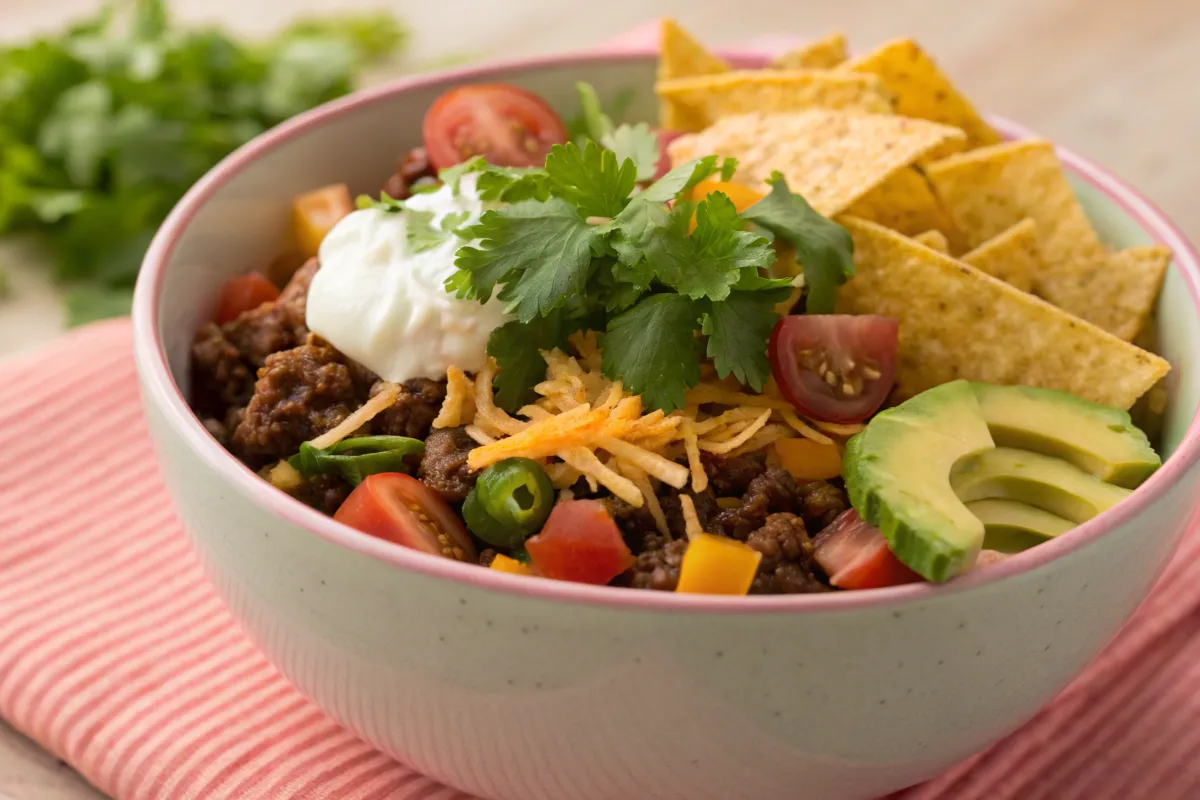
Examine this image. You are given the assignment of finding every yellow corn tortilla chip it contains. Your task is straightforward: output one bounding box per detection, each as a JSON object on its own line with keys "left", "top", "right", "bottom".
{"left": 669, "top": 110, "right": 966, "bottom": 216}
{"left": 1038, "top": 245, "right": 1171, "bottom": 342}
{"left": 834, "top": 216, "right": 1169, "bottom": 409}
{"left": 843, "top": 38, "right": 1001, "bottom": 149}
{"left": 843, "top": 166, "right": 961, "bottom": 243}
{"left": 912, "top": 229, "right": 950, "bottom": 253}
{"left": 655, "top": 70, "right": 893, "bottom": 133}
{"left": 658, "top": 19, "right": 730, "bottom": 131}
{"left": 770, "top": 32, "right": 848, "bottom": 70}
{"left": 960, "top": 218, "right": 1040, "bottom": 292}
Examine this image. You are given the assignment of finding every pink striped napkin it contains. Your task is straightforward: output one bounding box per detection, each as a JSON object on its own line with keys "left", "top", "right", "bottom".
{"left": 3, "top": 322, "right": 1200, "bottom": 800}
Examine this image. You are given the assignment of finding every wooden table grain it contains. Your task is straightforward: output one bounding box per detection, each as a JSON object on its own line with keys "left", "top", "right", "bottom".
{"left": 1, "top": 0, "right": 1198, "bottom": 796}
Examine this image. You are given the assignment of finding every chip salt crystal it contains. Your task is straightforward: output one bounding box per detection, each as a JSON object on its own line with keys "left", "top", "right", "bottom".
{"left": 306, "top": 173, "right": 510, "bottom": 384}
{"left": 834, "top": 216, "right": 1169, "bottom": 410}
{"left": 668, "top": 110, "right": 967, "bottom": 217}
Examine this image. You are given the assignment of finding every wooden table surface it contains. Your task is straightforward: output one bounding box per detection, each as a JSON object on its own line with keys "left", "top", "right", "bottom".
{"left": 2, "top": 0, "right": 1198, "bottom": 796}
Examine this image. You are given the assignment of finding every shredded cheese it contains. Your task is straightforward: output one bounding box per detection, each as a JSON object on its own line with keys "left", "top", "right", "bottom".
{"left": 681, "top": 418, "right": 708, "bottom": 493}
{"left": 813, "top": 419, "right": 866, "bottom": 437}
{"left": 558, "top": 446, "right": 642, "bottom": 506}
{"left": 433, "top": 366, "right": 474, "bottom": 429}
{"left": 698, "top": 409, "right": 773, "bottom": 454}
{"left": 679, "top": 494, "right": 704, "bottom": 541}
{"left": 596, "top": 436, "right": 689, "bottom": 489}
{"left": 464, "top": 425, "right": 497, "bottom": 445}
{"left": 780, "top": 409, "right": 834, "bottom": 444}
{"left": 308, "top": 382, "right": 399, "bottom": 450}
{"left": 619, "top": 461, "right": 670, "bottom": 537}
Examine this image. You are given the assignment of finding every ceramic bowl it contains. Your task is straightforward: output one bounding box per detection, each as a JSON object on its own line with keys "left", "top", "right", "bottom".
{"left": 132, "top": 48, "right": 1200, "bottom": 800}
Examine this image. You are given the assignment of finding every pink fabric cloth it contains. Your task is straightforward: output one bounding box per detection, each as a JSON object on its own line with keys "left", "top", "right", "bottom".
{"left": 2, "top": 28, "right": 1198, "bottom": 800}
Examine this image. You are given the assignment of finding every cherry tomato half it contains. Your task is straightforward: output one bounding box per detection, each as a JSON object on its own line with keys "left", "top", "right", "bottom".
{"left": 524, "top": 500, "right": 635, "bottom": 585}
{"left": 422, "top": 83, "right": 569, "bottom": 171}
{"left": 768, "top": 315, "right": 899, "bottom": 424}
{"left": 214, "top": 273, "right": 280, "bottom": 325}
{"left": 812, "top": 510, "right": 922, "bottom": 590}
{"left": 334, "top": 473, "right": 477, "bottom": 563}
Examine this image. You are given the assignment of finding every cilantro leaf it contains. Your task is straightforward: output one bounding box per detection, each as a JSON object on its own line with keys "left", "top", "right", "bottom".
{"left": 603, "top": 123, "right": 661, "bottom": 182}
{"left": 439, "top": 158, "right": 549, "bottom": 203}
{"left": 487, "top": 312, "right": 573, "bottom": 412}
{"left": 545, "top": 141, "right": 637, "bottom": 218}
{"left": 405, "top": 210, "right": 445, "bottom": 253}
{"left": 642, "top": 192, "right": 774, "bottom": 301}
{"left": 741, "top": 173, "right": 854, "bottom": 314}
{"left": 573, "top": 82, "right": 613, "bottom": 143}
{"left": 453, "top": 198, "right": 600, "bottom": 321}
{"left": 638, "top": 155, "right": 733, "bottom": 204}
{"left": 703, "top": 289, "right": 790, "bottom": 391}
{"left": 602, "top": 294, "right": 700, "bottom": 412}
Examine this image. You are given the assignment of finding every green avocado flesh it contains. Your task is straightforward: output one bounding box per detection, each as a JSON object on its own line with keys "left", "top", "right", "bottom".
{"left": 952, "top": 447, "right": 1131, "bottom": 524}
{"left": 967, "top": 498, "right": 1075, "bottom": 553}
{"left": 843, "top": 380, "right": 994, "bottom": 583}
{"left": 970, "top": 383, "right": 1160, "bottom": 489}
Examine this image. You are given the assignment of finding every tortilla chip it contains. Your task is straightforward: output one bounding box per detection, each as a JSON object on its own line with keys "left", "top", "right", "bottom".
{"left": 669, "top": 110, "right": 966, "bottom": 216}
{"left": 1037, "top": 245, "right": 1171, "bottom": 342}
{"left": 658, "top": 19, "right": 730, "bottom": 130}
{"left": 770, "top": 32, "right": 848, "bottom": 69}
{"left": 959, "top": 218, "right": 1039, "bottom": 292}
{"left": 844, "top": 38, "right": 1001, "bottom": 149}
{"left": 843, "top": 166, "right": 961, "bottom": 242}
{"left": 926, "top": 140, "right": 1105, "bottom": 267}
{"left": 834, "top": 216, "right": 1169, "bottom": 409}
{"left": 655, "top": 70, "right": 893, "bottom": 133}
{"left": 912, "top": 230, "right": 950, "bottom": 253}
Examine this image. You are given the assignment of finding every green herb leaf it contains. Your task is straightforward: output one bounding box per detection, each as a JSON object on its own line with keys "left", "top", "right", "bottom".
{"left": 64, "top": 286, "right": 134, "bottom": 326}
{"left": 545, "top": 141, "right": 637, "bottom": 219}
{"left": 454, "top": 198, "right": 600, "bottom": 321}
{"left": 638, "top": 155, "right": 736, "bottom": 205}
{"left": 487, "top": 311, "right": 579, "bottom": 412}
{"left": 642, "top": 192, "right": 774, "bottom": 301}
{"left": 741, "top": 172, "right": 854, "bottom": 314}
{"left": 602, "top": 294, "right": 700, "bottom": 412}
{"left": 603, "top": 122, "right": 661, "bottom": 182}
{"left": 573, "top": 81, "right": 612, "bottom": 143}
{"left": 703, "top": 290, "right": 789, "bottom": 391}
{"left": 289, "top": 435, "right": 424, "bottom": 485}
{"left": 440, "top": 158, "right": 549, "bottom": 203}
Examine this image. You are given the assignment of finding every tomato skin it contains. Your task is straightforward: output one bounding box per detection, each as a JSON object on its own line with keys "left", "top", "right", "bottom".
{"left": 422, "top": 83, "right": 568, "bottom": 170}
{"left": 525, "top": 500, "right": 635, "bottom": 585}
{"left": 655, "top": 130, "right": 682, "bottom": 180}
{"left": 334, "top": 473, "right": 477, "bottom": 562}
{"left": 769, "top": 314, "right": 899, "bottom": 424}
{"left": 813, "top": 510, "right": 922, "bottom": 590}
{"left": 215, "top": 273, "right": 280, "bottom": 325}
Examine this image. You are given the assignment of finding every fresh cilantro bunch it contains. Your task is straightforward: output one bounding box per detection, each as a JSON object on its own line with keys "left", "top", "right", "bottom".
{"left": 0, "top": 0, "right": 407, "bottom": 325}
{"left": 444, "top": 138, "right": 854, "bottom": 413}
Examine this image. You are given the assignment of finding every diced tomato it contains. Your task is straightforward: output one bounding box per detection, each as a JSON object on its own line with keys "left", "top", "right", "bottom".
{"left": 524, "top": 500, "right": 634, "bottom": 585}
{"left": 293, "top": 184, "right": 353, "bottom": 259}
{"left": 812, "top": 510, "right": 923, "bottom": 590}
{"left": 422, "top": 83, "right": 568, "bottom": 171}
{"left": 334, "top": 473, "right": 477, "bottom": 562}
{"left": 769, "top": 315, "right": 899, "bottom": 424}
{"left": 214, "top": 273, "right": 280, "bottom": 325}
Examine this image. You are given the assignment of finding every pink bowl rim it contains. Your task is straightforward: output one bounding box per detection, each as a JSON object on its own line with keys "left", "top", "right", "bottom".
{"left": 133, "top": 46, "right": 1200, "bottom": 615}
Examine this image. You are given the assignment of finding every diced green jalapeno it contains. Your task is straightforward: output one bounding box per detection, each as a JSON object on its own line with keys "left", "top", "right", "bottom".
{"left": 462, "top": 458, "right": 554, "bottom": 549}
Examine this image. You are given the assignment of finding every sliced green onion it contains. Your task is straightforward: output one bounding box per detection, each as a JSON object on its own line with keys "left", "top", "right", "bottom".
{"left": 288, "top": 435, "right": 425, "bottom": 485}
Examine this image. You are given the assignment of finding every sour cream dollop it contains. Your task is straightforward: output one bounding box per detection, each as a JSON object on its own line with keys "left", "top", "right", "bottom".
{"left": 306, "top": 173, "right": 510, "bottom": 382}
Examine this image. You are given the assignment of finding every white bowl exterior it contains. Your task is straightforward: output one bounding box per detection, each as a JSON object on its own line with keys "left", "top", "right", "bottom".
{"left": 135, "top": 53, "right": 1200, "bottom": 800}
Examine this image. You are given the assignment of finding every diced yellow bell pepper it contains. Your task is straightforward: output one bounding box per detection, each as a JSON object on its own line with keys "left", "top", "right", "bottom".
{"left": 490, "top": 554, "right": 534, "bottom": 576}
{"left": 293, "top": 184, "right": 353, "bottom": 259}
{"left": 774, "top": 438, "right": 843, "bottom": 480}
{"left": 676, "top": 534, "right": 762, "bottom": 595}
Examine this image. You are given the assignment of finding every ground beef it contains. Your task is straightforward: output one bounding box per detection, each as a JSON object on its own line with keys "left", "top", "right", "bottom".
{"left": 660, "top": 489, "right": 719, "bottom": 540}
{"left": 191, "top": 322, "right": 254, "bottom": 416}
{"left": 746, "top": 513, "right": 829, "bottom": 594}
{"left": 703, "top": 450, "right": 768, "bottom": 497}
{"left": 382, "top": 147, "right": 435, "bottom": 200}
{"left": 479, "top": 548, "right": 498, "bottom": 568}
{"left": 371, "top": 378, "right": 445, "bottom": 439}
{"left": 418, "top": 426, "right": 477, "bottom": 501}
{"left": 287, "top": 474, "right": 354, "bottom": 515}
{"left": 232, "top": 338, "right": 360, "bottom": 461}
{"left": 713, "top": 468, "right": 849, "bottom": 540}
{"left": 605, "top": 496, "right": 658, "bottom": 551}
{"left": 631, "top": 534, "right": 688, "bottom": 591}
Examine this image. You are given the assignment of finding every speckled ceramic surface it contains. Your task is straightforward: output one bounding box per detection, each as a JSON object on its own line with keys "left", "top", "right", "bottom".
{"left": 133, "top": 50, "right": 1200, "bottom": 800}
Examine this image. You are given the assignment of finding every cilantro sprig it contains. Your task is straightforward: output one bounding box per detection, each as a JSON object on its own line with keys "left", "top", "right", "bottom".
{"left": 0, "top": 0, "right": 407, "bottom": 325}
{"left": 445, "top": 139, "right": 853, "bottom": 413}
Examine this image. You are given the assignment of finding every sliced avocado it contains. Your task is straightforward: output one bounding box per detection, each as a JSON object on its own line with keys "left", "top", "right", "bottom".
{"left": 970, "top": 383, "right": 1160, "bottom": 489}
{"left": 967, "top": 498, "right": 1075, "bottom": 554}
{"left": 952, "top": 447, "right": 1131, "bottom": 524}
{"left": 843, "top": 380, "right": 994, "bottom": 583}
